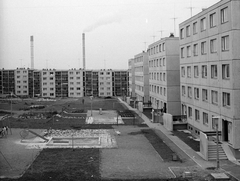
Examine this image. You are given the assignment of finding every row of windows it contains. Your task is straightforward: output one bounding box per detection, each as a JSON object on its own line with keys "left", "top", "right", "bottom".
{"left": 185, "top": 106, "right": 209, "bottom": 126}
{"left": 43, "top": 93, "right": 54, "bottom": 96}
{"left": 148, "top": 42, "right": 165, "bottom": 56}
{"left": 182, "top": 86, "right": 230, "bottom": 107}
{"left": 69, "top": 87, "right": 81, "bottom": 90}
{"left": 69, "top": 92, "right": 82, "bottom": 96}
{"left": 99, "top": 92, "right": 111, "bottom": 95}
{"left": 136, "top": 85, "right": 143, "bottom": 92}
{"left": 100, "top": 87, "right": 111, "bottom": 90}
{"left": 181, "top": 35, "right": 229, "bottom": 58}
{"left": 149, "top": 57, "right": 166, "bottom": 67}
{"left": 150, "top": 85, "right": 166, "bottom": 96}
{"left": 16, "top": 70, "right": 27, "bottom": 74}
{"left": 180, "top": 7, "right": 228, "bottom": 39}
{"left": 17, "top": 90, "right": 27, "bottom": 94}
{"left": 99, "top": 82, "right": 111, "bottom": 85}
{"left": 150, "top": 72, "right": 166, "bottom": 82}
{"left": 181, "top": 64, "right": 230, "bottom": 80}
{"left": 69, "top": 71, "right": 82, "bottom": 75}
{"left": 134, "top": 56, "right": 144, "bottom": 63}
{"left": 16, "top": 80, "right": 27, "bottom": 84}
{"left": 17, "top": 86, "right": 27, "bottom": 89}
{"left": 16, "top": 75, "right": 27, "bottom": 79}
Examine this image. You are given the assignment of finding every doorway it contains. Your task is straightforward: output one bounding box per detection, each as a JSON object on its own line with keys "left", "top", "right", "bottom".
{"left": 222, "top": 119, "right": 228, "bottom": 142}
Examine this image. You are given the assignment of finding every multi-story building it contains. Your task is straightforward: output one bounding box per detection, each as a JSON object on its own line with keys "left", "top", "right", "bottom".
{"left": 128, "top": 59, "right": 135, "bottom": 98}
{"left": 1, "top": 69, "right": 15, "bottom": 95}
{"left": 99, "top": 69, "right": 113, "bottom": 97}
{"left": 179, "top": 0, "right": 240, "bottom": 158}
{"left": 41, "top": 69, "right": 55, "bottom": 98}
{"left": 134, "top": 51, "right": 149, "bottom": 103}
{"left": 112, "top": 70, "right": 129, "bottom": 97}
{"left": 55, "top": 70, "right": 68, "bottom": 97}
{"left": 68, "top": 69, "right": 84, "bottom": 97}
{"left": 33, "top": 70, "right": 41, "bottom": 97}
{"left": 15, "top": 68, "right": 29, "bottom": 96}
{"left": 148, "top": 34, "right": 180, "bottom": 115}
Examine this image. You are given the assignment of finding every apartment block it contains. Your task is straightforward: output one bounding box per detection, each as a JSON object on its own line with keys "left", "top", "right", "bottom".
{"left": 15, "top": 68, "right": 29, "bottom": 96}
{"left": 41, "top": 69, "right": 55, "bottom": 98}
{"left": 128, "top": 58, "right": 135, "bottom": 98}
{"left": 68, "top": 69, "right": 84, "bottom": 97}
{"left": 0, "top": 69, "right": 15, "bottom": 95}
{"left": 99, "top": 69, "right": 113, "bottom": 97}
{"left": 112, "top": 70, "right": 129, "bottom": 97}
{"left": 148, "top": 35, "right": 180, "bottom": 115}
{"left": 179, "top": 0, "right": 240, "bottom": 157}
{"left": 133, "top": 51, "right": 149, "bottom": 103}
{"left": 55, "top": 70, "right": 68, "bottom": 97}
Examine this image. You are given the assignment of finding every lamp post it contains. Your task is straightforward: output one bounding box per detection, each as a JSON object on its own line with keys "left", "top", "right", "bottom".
{"left": 90, "top": 95, "right": 93, "bottom": 117}
{"left": 213, "top": 116, "right": 220, "bottom": 169}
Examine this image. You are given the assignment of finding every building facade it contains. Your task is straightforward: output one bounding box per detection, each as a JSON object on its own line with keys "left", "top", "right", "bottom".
{"left": 133, "top": 51, "right": 149, "bottom": 103}
{"left": 179, "top": 0, "right": 240, "bottom": 157}
{"left": 148, "top": 35, "right": 181, "bottom": 115}
{"left": 128, "top": 59, "right": 135, "bottom": 98}
{"left": 0, "top": 68, "right": 128, "bottom": 98}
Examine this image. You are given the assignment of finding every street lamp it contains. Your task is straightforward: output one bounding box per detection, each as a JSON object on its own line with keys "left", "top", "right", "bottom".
{"left": 90, "top": 95, "right": 93, "bottom": 117}
{"left": 213, "top": 116, "right": 220, "bottom": 169}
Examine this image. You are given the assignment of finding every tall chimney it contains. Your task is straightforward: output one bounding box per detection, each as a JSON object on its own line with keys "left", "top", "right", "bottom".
{"left": 30, "top": 36, "right": 34, "bottom": 69}
{"left": 82, "top": 33, "right": 85, "bottom": 69}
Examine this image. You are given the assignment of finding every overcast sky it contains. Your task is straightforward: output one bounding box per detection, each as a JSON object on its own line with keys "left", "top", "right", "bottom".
{"left": 0, "top": 0, "right": 220, "bottom": 70}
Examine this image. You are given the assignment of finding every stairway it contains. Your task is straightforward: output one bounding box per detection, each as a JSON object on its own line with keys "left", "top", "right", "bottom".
{"left": 208, "top": 141, "right": 228, "bottom": 160}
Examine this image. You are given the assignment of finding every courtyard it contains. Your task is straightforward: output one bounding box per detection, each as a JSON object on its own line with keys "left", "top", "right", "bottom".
{"left": 0, "top": 97, "right": 238, "bottom": 180}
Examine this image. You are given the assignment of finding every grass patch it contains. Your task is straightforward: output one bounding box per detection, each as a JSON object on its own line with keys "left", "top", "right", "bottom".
{"left": 172, "top": 130, "right": 200, "bottom": 152}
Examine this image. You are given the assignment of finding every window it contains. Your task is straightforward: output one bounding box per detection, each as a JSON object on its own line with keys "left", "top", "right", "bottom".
{"left": 69, "top": 72, "right": 73, "bottom": 75}
{"left": 160, "top": 73, "right": 162, "bottom": 80}
{"left": 202, "top": 89, "right": 208, "bottom": 102}
{"left": 221, "top": 36, "right": 229, "bottom": 51}
{"left": 100, "top": 82, "right": 104, "bottom": 85}
{"left": 164, "top": 88, "right": 166, "bottom": 96}
{"left": 211, "top": 90, "right": 218, "bottom": 104}
{"left": 50, "top": 88, "right": 54, "bottom": 91}
{"left": 210, "top": 39, "right": 217, "bottom": 53}
{"left": 50, "top": 77, "right": 53, "bottom": 80}
{"left": 43, "top": 72, "right": 47, "bottom": 75}
{"left": 202, "top": 65, "right": 207, "bottom": 78}
{"left": 162, "top": 43, "right": 165, "bottom": 51}
{"left": 17, "top": 81, "right": 21, "bottom": 83}
{"left": 43, "top": 88, "right": 47, "bottom": 91}
{"left": 163, "top": 58, "right": 165, "bottom": 66}
{"left": 50, "top": 93, "right": 54, "bottom": 96}
{"left": 181, "top": 67, "right": 185, "bottom": 77}
{"left": 223, "top": 92, "right": 230, "bottom": 107}
{"left": 194, "top": 66, "right": 199, "bottom": 77}
{"left": 163, "top": 73, "right": 166, "bottom": 81}
{"left": 182, "top": 86, "right": 186, "bottom": 96}
{"left": 181, "top": 47, "right": 185, "bottom": 58}
{"left": 159, "top": 44, "right": 162, "bottom": 52}
{"left": 200, "top": 17, "right": 206, "bottom": 31}
{"left": 193, "top": 22, "right": 197, "bottom": 34}
{"left": 187, "top": 46, "right": 191, "bottom": 57}
{"left": 194, "top": 87, "right": 199, "bottom": 99}
{"left": 186, "top": 25, "right": 190, "bottom": 37}
{"left": 201, "top": 41, "right": 207, "bottom": 54}
{"left": 188, "top": 107, "right": 192, "bottom": 118}
{"left": 203, "top": 112, "right": 208, "bottom": 125}
{"left": 195, "top": 109, "right": 200, "bottom": 121}
{"left": 211, "top": 65, "right": 218, "bottom": 79}
{"left": 193, "top": 44, "right": 198, "bottom": 56}
{"left": 222, "top": 64, "right": 230, "bottom": 79}
{"left": 43, "top": 77, "right": 47, "bottom": 80}
{"left": 17, "top": 76, "right": 20, "bottom": 79}
{"left": 187, "top": 66, "right": 191, "bottom": 78}
{"left": 77, "top": 87, "right": 81, "bottom": 90}
{"left": 180, "top": 28, "right": 184, "bottom": 39}
{"left": 70, "top": 87, "right": 74, "bottom": 90}
{"left": 210, "top": 13, "right": 216, "bottom": 28}
{"left": 188, "top": 86, "right": 192, "bottom": 98}
{"left": 76, "top": 77, "right": 80, "bottom": 80}
{"left": 221, "top": 7, "right": 228, "bottom": 23}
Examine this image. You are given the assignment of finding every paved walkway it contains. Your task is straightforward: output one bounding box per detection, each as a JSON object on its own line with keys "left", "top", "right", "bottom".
{"left": 118, "top": 98, "right": 240, "bottom": 180}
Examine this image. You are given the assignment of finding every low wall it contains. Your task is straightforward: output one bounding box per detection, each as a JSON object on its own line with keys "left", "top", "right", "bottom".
{"left": 163, "top": 113, "right": 173, "bottom": 131}
{"left": 200, "top": 132, "right": 208, "bottom": 160}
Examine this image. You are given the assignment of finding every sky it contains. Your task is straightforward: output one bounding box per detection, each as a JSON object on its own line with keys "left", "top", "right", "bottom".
{"left": 0, "top": 0, "right": 220, "bottom": 70}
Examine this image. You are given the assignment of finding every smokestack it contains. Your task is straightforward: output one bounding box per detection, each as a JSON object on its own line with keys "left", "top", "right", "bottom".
{"left": 82, "top": 33, "right": 85, "bottom": 69}
{"left": 30, "top": 36, "right": 34, "bottom": 69}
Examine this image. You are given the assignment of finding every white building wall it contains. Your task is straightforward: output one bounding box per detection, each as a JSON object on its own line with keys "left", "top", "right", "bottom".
{"left": 68, "top": 69, "right": 84, "bottom": 97}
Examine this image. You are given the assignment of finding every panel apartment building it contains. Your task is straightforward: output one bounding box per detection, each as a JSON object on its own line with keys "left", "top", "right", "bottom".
{"left": 132, "top": 51, "right": 150, "bottom": 103}
{"left": 148, "top": 35, "right": 180, "bottom": 115}
{"left": 179, "top": 0, "right": 240, "bottom": 158}
{"left": 0, "top": 68, "right": 128, "bottom": 98}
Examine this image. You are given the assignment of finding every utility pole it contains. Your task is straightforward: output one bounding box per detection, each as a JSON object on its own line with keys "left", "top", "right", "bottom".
{"left": 213, "top": 116, "right": 220, "bottom": 169}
